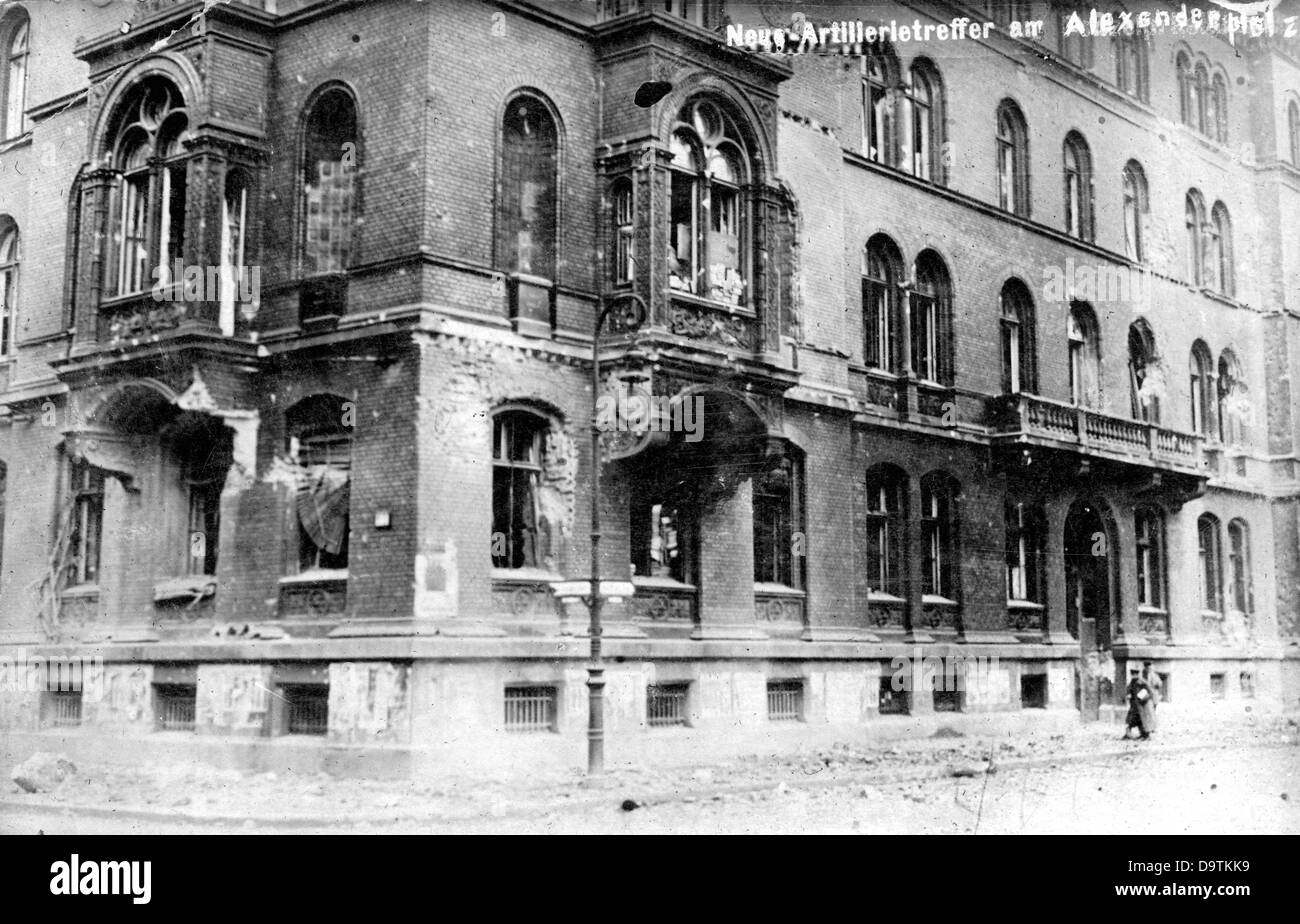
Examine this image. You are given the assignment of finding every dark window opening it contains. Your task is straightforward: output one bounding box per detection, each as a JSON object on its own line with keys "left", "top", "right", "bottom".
{"left": 1020, "top": 673, "right": 1047, "bottom": 709}
{"left": 878, "top": 675, "right": 910, "bottom": 715}
{"left": 155, "top": 684, "right": 197, "bottom": 731}
{"left": 283, "top": 683, "right": 329, "bottom": 735}
{"left": 302, "top": 88, "right": 358, "bottom": 276}
{"left": 767, "top": 680, "right": 803, "bottom": 721}
{"left": 491, "top": 410, "right": 547, "bottom": 570}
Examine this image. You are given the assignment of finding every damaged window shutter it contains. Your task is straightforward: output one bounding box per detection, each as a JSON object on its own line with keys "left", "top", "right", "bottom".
{"left": 296, "top": 466, "right": 351, "bottom": 556}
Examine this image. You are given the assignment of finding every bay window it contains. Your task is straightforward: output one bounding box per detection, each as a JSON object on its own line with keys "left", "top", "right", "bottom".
{"left": 668, "top": 99, "right": 749, "bottom": 305}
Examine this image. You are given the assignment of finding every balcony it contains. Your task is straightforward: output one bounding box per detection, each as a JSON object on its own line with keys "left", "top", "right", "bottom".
{"left": 991, "top": 394, "right": 1205, "bottom": 478}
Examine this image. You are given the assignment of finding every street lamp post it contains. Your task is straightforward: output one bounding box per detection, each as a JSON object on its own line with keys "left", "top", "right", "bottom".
{"left": 581, "top": 291, "right": 646, "bottom": 774}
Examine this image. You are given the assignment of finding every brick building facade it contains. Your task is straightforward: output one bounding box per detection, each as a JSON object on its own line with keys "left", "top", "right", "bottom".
{"left": 0, "top": 0, "right": 1296, "bottom": 772}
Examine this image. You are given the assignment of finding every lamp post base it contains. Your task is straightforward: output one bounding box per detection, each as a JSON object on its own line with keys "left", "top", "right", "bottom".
{"left": 586, "top": 666, "right": 606, "bottom": 775}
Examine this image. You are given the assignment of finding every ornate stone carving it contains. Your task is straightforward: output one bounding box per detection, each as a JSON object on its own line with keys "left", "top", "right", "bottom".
{"left": 278, "top": 579, "right": 348, "bottom": 619}
{"left": 869, "top": 599, "right": 905, "bottom": 628}
{"left": 668, "top": 302, "right": 756, "bottom": 350}
{"left": 630, "top": 589, "right": 697, "bottom": 623}
{"left": 491, "top": 580, "right": 558, "bottom": 619}
{"left": 103, "top": 301, "right": 189, "bottom": 342}
{"left": 1007, "top": 606, "right": 1043, "bottom": 632}
{"left": 756, "top": 593, "right": 804, "bottom": 624}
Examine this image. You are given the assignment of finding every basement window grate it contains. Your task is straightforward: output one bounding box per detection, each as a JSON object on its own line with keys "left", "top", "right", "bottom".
{"left": 284, "top": 684, "right": 329, "bottom": 735}
{"left": 504, "top": 685, "right": 557, "bottom": 733}
{"left": 46, "top": 690, "right": 82, "bottom": 727}
{"left": 646, "top": 683, "right": 689, "bottom": 727}
{"left": 766, "top": 680, "right": 803, "bottom": 721}
{"left": 155, "top": 684, "right": 197, "bottom": 731}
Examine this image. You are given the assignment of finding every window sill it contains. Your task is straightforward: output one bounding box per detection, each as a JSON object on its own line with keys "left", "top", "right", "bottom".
{"left": 754, "top": 582, "right": 804, "bottom": 597}
{"left": 1007, "top": 599, "right": 1044, "bottom": 610}
{"left": 922, "top": 594, "right": 958, "bottom": 606}
{"left": 0, "top": 131, "right": 32, "bottom": 154}
{"left": 491, "top": 566, "right": 563, "bottom": 584}
{"left": 1137, "top": 605, "right": 1168, "bottom": 615}
{"left": 868, "top": 591, "right": 905, "bottom": 604}
{"left": 632, "top": 575, "right": 697, "bottom": 592}
{"left": 667, "top": 288, "right": 753, "bottom": 317}
{"left": 154, "top": 576, "right": 217, "bottom": 603}
{"left": 280, "top": 569, "right": 349, "bottom": 585}
{"left": 61, "top": 584, "right": 100, "bottom": 599}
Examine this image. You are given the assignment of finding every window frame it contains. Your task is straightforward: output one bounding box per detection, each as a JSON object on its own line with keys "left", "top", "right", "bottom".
{"left": 1197, "top": 513, "right": 1224, "bottom": 615}
{"left": 1135, "top": 507, "right": 1166, "bottom": 610}
{"left": 299, "top": 85, "right": 360, "bottom": 279}
{"left": 865, "top": 466, "right": 906, "bottom": 599}
{"left": 863, "top": 236, "right": 902, "bottom": 374}
{"left": 1189, "top": 340, "right": 1215, "bottom": 437}
{"left": 1000, "top": 280, "right": 1036, "bottom": 394}
{"left": 996, "top": 100, "right": 1030, "bottom": 217}
{"left": 752, "top": 449, "right": 805, "bottom": 589}
{"left": 0, "top": 221, "right": 17, "bottom": 357}
{"left": 667, "top": 98, "right": 751, "bottom": 306}
{"left": 1005, "top": 500, "right": 1045, "bottom": 604}
{"left": 1062, "top": 132, "right": 1093, "bottom": 241}
{"left": 491, "top": 409, "right": 548, "bottom": 571}
{"left": 920, "top": 473, "right": 959, "bottom": 601}
{"left": 1227, "top": 519, "right": 1253, "bottom": 615}
{"left": 67, "top": 459, "right": 105, "bottom": 588}
{"left": 1, "top": 11, "right": 28, "bottom": 140}
{"left": 1121, "top": 160, "right": 1147, "bottom": 262}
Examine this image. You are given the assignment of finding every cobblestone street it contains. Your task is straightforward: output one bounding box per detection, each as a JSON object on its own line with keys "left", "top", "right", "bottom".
{"left": 4, "top": 713, "right": 1296, "bottom": 834}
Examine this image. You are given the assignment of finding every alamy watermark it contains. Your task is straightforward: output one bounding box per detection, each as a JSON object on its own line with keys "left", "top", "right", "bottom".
{"left": 0, "top": 649, "right": 106, "bottom": 699}
{"left": 890, "top": 649, "right": 1002, "bottom": 693}
{"left": 595, "top": 381, "right": 705, "bottom": 443}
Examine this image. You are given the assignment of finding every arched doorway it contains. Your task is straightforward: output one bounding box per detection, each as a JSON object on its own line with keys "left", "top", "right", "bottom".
{"left": 1063, "top": 498, "right": 1117, "bottom": 651}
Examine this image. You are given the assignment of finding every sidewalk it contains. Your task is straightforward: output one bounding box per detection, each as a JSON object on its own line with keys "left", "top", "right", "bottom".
{"left": 4, "top": 711, "right": 1295, "bottom": 829}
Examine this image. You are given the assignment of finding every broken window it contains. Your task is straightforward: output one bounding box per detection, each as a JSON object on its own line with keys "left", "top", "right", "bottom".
{"left": 1227, "top": 519, "right": 1253, "bottom": 615}
{"left": 753, "top": 450, "right": 803, "bottom": 588}
{"left": 287, "top": 395, "right": 352, "bottom": 573}
{"left": 107, "top": 79, "right": 188, "bottom": 297}
{"left": 632, "top": 501, "right": 695, "bottom": 584}
{"left": 667, "top": 99, "right": 749, "bottom": 305}
{"left": 1128, "top": 320, "right": 1161, "bottom": 424}
{"left": 302, "top": 87, "right": 358, "bottom": 276}
{"left": 67, "top": 460, "right": 104, "bottom": 587}
{"left": 491, "top": 410, "right": 546, "bottom": 569}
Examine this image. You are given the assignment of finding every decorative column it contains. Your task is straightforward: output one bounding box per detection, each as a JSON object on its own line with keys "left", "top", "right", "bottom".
{"left": 1044, "top": 500, "right": 1073, "bottom": 645}
{"left": 693, "top": 479, "right": 765, "bottom": 640}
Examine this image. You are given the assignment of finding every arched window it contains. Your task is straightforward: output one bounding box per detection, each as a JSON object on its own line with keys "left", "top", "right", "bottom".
{"left": 911, "top": 250, "right": 953, "bottom": 385}
{"left": 1193, "top": 63, "right": 1209, "bottom": 134}
{"left": 107, "top": 79, "right": 189, "bottom": 297}
{"left": 1063, "top": 132, "right": 1093, "bottom": 240}
{"left": 1128, "top": 320, "right": 1161, "bottom": 423}
{"left": 1197, "top": 513, "right": 1223, "bottom": 614}
{"left": 611, "top": 178, "right": 634, "bottom": 285}
{"left": 906, "top": 59, "right": 945, "bottom": 182}
{"left": 491, "top": 409, "right": 549, "bottom": 570}
{"left": 301, "top": 87, "right": 358, "bottom": 276}
{"left": 1185, "top": 189, "right": 1206, "bottom": 286}
{"left": 865, "top": 465, "right": 906, "bottom": 599}
{"left": 668, "top": 97, "right": 750, "bottom": 305}
{"left": 862, "top": 235, "right": 903, "bottom": 373}
{"left": 1056, "top": 7, "right": 1092, "bottom": 68}
{"left": 996, "top": 100, "right": 1030, "bottom": 216}
{"left": 1176, "top": 53, "right": 1194, "bottom": 126}
{"left": 1289, "top": 100, "right": 1300, "bottom": 165}
{"left": 1189, "top": 340, "right": 1215, "bottom": 437}
{"left": 0, "top": 219, "right": 17, "bottom": 357}
{"left": 1211, "top": 71, "right": 1228, "bottom": 142}
{"left": 999, "top": 279, "right": 1036, "bottom": 394}
{"left": 1, "top": 10, "right": 28, "bottom": 140}
{"left": 1122, "top": 160, "right": 1147, "bottom": 261}
{"left": 1114, "top": 15, "right": 1148, "bottom": 100}
{"left": 1068, "top": 301, "right": 1100, "bottom": 407}
{"left": 286, "top": 394, "right": 352, "bottom": 572}
{"left": 499, "top": 94, "right": 558, "bottom": 280}
{"left": 1227, "top": 519, "right": 1253, "bottom": 615}
{"left": 1217, "top": 349, "right": 1248, "bottom": 447}
{"left": 861, "top": 43, "right": 900, "bottom": 168}
{"left": 921, "top": 472, "right": 959, "bottom": 601}
{"left": 753, "top": 445, "right": 804, "bottom": 589}
{"left": 1211, "top": 201, "right": 1233, "bottom": 297}
{"left": 1005, "top": 499, "right": 1045, "bottom": 604}
{"left": 1135, "top": 507, "right": 1166, "bottom": 610}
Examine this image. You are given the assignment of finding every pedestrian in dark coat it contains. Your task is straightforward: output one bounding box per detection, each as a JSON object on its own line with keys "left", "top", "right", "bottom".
{"left": 1124, "top": 671, "right": 1153, "bottom": 739}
